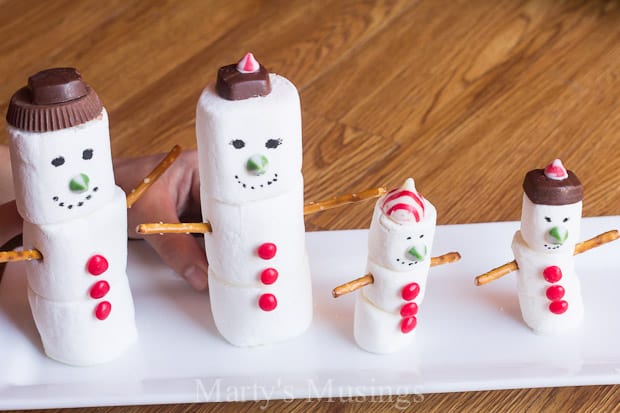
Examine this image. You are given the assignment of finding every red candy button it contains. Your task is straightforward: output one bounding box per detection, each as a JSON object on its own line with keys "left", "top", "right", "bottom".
{"left": 543, "top": 266, "right": 562, "bottom": 283}
{"left": 401, "top": 282, "right": 420, "bottom": 301}
{"left": 258, "top": 293, "right": 277, "bottom": 311}
{"left": 400, "top": 302, "right": 419, "bottom": 318}
{"left": 95, "top": 301, "right": 112, "bottom": 320}
{"left": 260, "top": 268, "right": 278, "bottom": 285}
{"left": 401, "top": 316, "right": 417, "bottom": 334}
{"left": 90, "top": 280, "right": 110, "bottom": 299}
{"left": 257, "top": 243, "right": 277, "bottom": 260}
{"left": 87, "top": 254, "right": 109, "bottom": 276}
{"left": 549, "top": 300, "right": 569, "bottom": 314}
{"left": 546, "top": 285, "right": 565, "bottom": 301}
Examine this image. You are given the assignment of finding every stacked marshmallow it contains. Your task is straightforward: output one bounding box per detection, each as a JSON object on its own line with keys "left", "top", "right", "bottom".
{"left": 195, "top": 54, "right": 312, "bottom": 346}
{"left": 7, "top": 68, "right": 137, "bottom": 365}
{"left": 354, "top": 178, "right": 437, "bottom": 353}
{"left": 511, "top": 159, "right": 585, "bottom": 334}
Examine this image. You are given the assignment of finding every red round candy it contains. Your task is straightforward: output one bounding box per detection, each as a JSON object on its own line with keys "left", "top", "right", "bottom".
{"left": 401, "top": 282, "right": 420, "bottom": 301}
{"left": 257, "top": 243, "right": 277, "bottom": 260}
{"left": 258, "top": 293, "right": 277, "bottom": 311}
{"left": 260, "top": 268, "right": 278, "bottom": 285}
{"left": 87, "top": 254, "right": 109, "bottom": 276}
{"left": 543, "top": 266, "right": 562, "bottom": 283}
{"left": 549, "top": 300, "right": 569, "bottom": 314}
{"left": 400, "top": 302, "right": 419, "bottom": 318}
{"left": 400, "top": 316, "right": 417, "bottom": 334}
{"left": 90, "top": 280, "right": 110, "bottom": 299}
{"left": 546, "top": 285, "right": 565, "bottom": 301}
{"left": 95, "top": 301, "right": 112, "bottom": 320}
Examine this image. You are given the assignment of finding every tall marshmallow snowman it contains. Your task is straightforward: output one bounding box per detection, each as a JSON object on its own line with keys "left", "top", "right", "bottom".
{"left": 511, "top": 159, "right": 584, "bottom": 334}
{"left": 195, "top": 54, "right": 312, "bottom": 346}
{"left": 6, "top": 68, "right": 137, "bottom": 365}
{"left": 354, "top": 178, "right": 437, "bottom": 353}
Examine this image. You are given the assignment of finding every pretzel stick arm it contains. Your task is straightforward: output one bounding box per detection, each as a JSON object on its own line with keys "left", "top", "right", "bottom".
{"left": 333, "top": 251, "right": 461, "bottom": 298}
{"left": 126, "top": 145, "right": 182, "bottom": 208}
{"left": 136, "top": 222, "right": 212, "bottom": 234}
{"left": 475, "top": 229, "right": 619, "bottom": 286}
{"left": 431, "top": 251, "right": 461, "bottom": 266}
{"left": 332, "top": 274, "right": 374, "bottom": 298}
{"left": 0, "top": 249, "right": 43, "bottom": 263}
{"left": 304, "top": 187, "right": 386, "bottom": 215}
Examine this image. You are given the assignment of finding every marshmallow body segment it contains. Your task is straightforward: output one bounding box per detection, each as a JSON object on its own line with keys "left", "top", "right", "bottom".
{"left": 354, "top": 180, "right": 437, "bottom": 354}
{"left": 196, "top": 69, "right": 312, "bottom": 346}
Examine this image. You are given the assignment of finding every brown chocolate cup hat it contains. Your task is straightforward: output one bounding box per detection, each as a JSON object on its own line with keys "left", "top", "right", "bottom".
{"left": 523, "top": 159, "right": 583, "bottom": 205}
{"left": 6, "top": 67, "right": 103, "bottom": 132}
{"left": 216, "top": 53, "right": 272, "bottom": 101}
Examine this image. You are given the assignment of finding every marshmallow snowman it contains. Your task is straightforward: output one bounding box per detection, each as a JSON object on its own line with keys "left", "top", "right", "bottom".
{"left": 195, "top": 54, "right": 312, "bottom": 346}
{"left": 511, "top": 159, "right": 584, "bottom": 334}
{"left": 6, "top": 68, "right": 137, "bottom": 365}
{"left": 354, "top": 178, "right": 437, "bottom": 353}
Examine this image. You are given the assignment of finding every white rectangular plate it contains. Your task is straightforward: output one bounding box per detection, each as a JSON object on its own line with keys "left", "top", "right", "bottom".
{"left": 1, "top": 217, "right": 619, "bottom": 409}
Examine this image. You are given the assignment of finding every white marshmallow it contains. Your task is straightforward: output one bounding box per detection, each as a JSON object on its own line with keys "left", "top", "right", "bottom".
{"left": 512, "top": 232, "right": 584, "bottom": 334}
{"left": 520, "top": 194, "right": 582, "bottom": 254}
{"left": 354, "top": 187, "right": 437, "bottom": 353}
{"left": 8, "top": 110, "right": 115, "bottom": 225}
{"left": 196, "top": 71, "right": 312, "bottom": 346}
{"left": 196, "top": 74, "right": 302, "bottom": 204}
{"left": 28, "top": 280, "right": 137, "bottom": 366}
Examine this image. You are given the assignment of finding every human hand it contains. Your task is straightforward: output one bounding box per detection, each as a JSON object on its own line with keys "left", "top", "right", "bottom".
{"left": 113, "top": 150, "right": 209, "bottom": 291}
{"left": 0, "top": 200, "right": 22, "bottom": 247}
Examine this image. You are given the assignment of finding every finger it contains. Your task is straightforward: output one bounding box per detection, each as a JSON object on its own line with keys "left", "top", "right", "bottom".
{"left": 138, "top": 197, "right": 209, "bottom": 291}
{"left": 0, "top": 201, "right": 23, "bottom": 246}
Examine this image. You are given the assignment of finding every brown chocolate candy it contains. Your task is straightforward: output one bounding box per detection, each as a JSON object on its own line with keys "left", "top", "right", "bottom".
{"left": 216, "top": 64, "right": 271, "bottom": 101}
{"left": 6, "top": 67, "right": 103, "bottom": 132}
{"left": 523, "top": 168, "right": 583, "bottom": 205}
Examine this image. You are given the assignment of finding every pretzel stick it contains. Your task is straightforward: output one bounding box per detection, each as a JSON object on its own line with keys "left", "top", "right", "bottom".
{"left": 332, "top": 251, "right": 462, "bottom": 298}
{"left": 304, "top": 187, "right": 387, "bottom": 215}
{"left": 126, "top": 145, "right": 182, "bottom": 208}
{"left": 136, "top": 222, "right": 212, "bottom": 235}
{"left": 0, "top": 249, "right": 42, "bottom": 263}
{"left": 475, "top": 229, "right": 619, "bottom": 286}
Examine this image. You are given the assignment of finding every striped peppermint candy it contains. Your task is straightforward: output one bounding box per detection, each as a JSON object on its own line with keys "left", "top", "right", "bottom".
{"left": 544, "top": 159, "right": 568, "bottom": 181}
{"left": 381, "top": 178, "right": 425, "bottom": 224}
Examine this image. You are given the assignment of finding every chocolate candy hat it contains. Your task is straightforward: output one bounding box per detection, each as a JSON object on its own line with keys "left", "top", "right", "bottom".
{"left": 522, "top": 159, "right": 583, "bottom": 205}
{"left": 216, "top": 53, "right": 271, "bottom": 101}
{"left": 6, "top": 67, "right": 103, "bottom": 132}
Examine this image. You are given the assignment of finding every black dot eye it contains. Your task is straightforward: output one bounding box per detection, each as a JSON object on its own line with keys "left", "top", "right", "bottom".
{"left": 230, "top": 139, "right": 245, "bottom": 149}
{"left": 265, "top": 138, "right": 282, "bottom": 149}
{"left": 51, "top": 157, "right": 65, "bottom": 167}
{"left": 82, "top": 149, "right": 93, "bottom": 160}
{"left": 544, "top": 217, "right": 552, "bottom": 223}
{"left": 406, "top": 236, "right": 412, "bottom": 240}
{"left": 419, "top": 234, "right": 424, "bottom": 238}
{"left": 563, "top": 217, "right": 569, "bottom": 223}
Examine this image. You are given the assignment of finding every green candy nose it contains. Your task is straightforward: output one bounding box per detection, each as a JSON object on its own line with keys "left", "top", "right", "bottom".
{"left": 246, "top": 154, "right": 269, "bottom": 176}
{"left": 547, "top": 226, "right": 568, "bottom": 245}
{"left": 407, "top": 244, "right": 427, "bottom": 261}
{"left": 69, "top": 173, "right": 90, "bottom": 193}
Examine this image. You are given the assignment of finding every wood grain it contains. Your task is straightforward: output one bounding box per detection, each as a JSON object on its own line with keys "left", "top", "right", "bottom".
{"left": 1, "top": 0, "right": 619, "bottom": 411}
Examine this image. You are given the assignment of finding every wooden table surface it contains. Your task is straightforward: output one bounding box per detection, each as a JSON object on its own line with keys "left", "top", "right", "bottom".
{"left": 2, "top": 0, "right": 620, "bottom": 411}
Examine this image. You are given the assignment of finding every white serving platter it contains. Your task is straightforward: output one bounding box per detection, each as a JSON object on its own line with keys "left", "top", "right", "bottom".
{"left": 1, "top": 217, "right": 619, "bottom": 410}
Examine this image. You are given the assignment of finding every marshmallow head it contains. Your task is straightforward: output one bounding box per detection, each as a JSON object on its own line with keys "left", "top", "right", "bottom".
{"left": 8, "top": 110, "right": 115, "bottom": 225}
{"left": 196, "top": 73, "right": 302, "bottom": 204}
{"left": 368, "top": 179, "right": 437, "bottom": 272}
{"left": 520, "top": 194, "right": 582, "bottom": 253}
{"left": 519, "top": 159, "right": 583, "bottom": 253}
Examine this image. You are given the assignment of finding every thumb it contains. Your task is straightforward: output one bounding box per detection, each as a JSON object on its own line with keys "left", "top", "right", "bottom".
{"left": 138, "top": 200, "right": 209, "bottom": 291}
